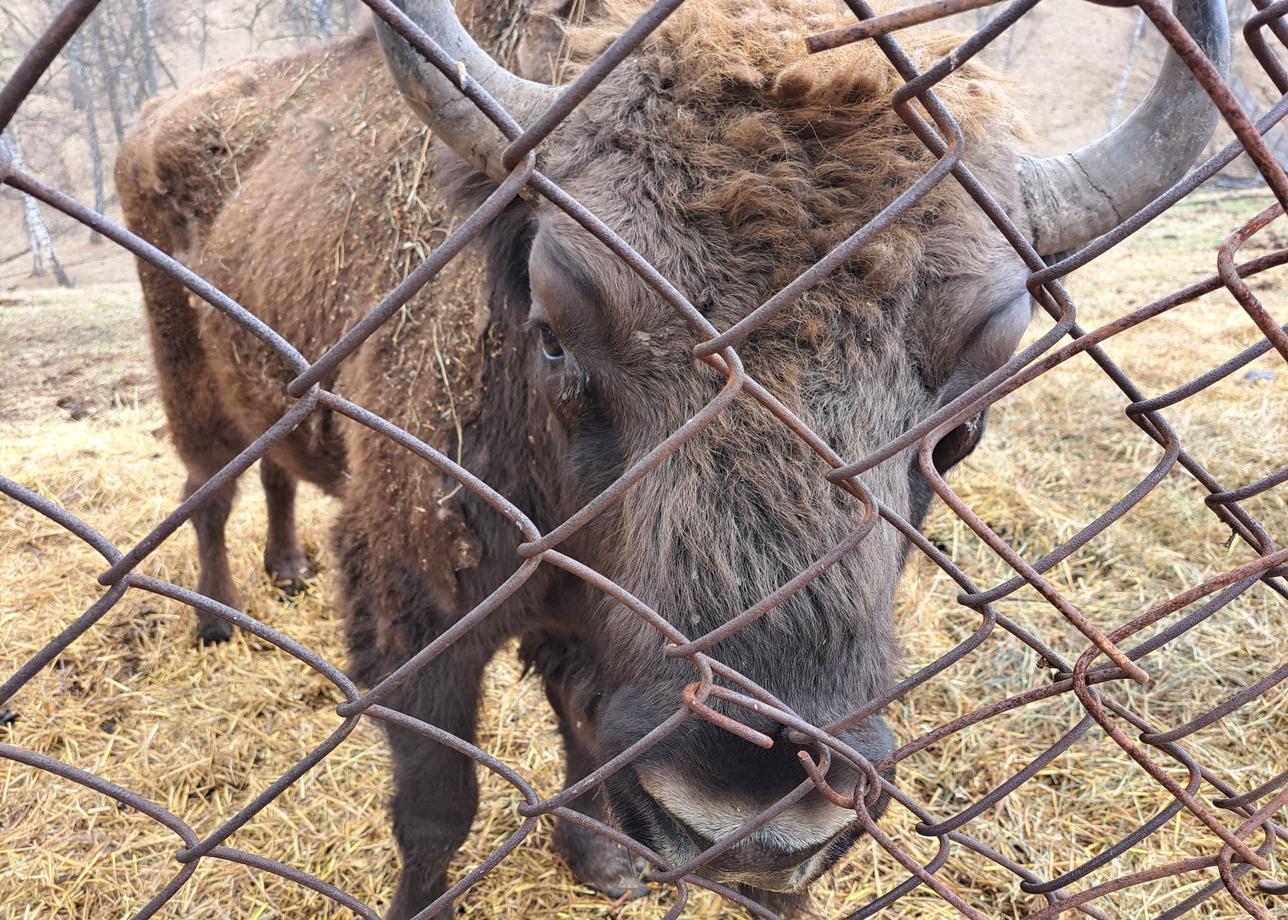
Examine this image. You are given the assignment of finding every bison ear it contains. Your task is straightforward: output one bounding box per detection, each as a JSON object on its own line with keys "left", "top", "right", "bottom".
{"left": 431, "top": 142, "right": 537, "bottom": 241}
{"left": 434, "top": 143, "right": 515, "bottom": 212}
{"left": 426, "top": 144, "right": 537, "bottom": 315}
{"left": 920, "top": 271, "right": 1032, "bottom": 473}
{"left": 935, "top": 286, "right": 1031, "bottom": 408}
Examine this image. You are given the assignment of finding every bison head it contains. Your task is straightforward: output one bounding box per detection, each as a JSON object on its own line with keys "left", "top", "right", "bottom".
{"left": 374, "top": 0, "right": 1227, "bottom": 903}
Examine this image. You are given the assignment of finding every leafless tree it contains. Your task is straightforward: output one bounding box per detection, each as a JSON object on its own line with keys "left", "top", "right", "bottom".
{"left": 305, "top": 0, "right": 336, "bottom": 38}
{"left": 77, "top": 0, "right": 174, "bottom": 141}
{"left": 134, "top": 0, "right": 158, "bottom": 97}
{"left": 65, "top": 33, "right": 106, "bottom": 243}
{"left": 1, "top": 129, "right": 73, "bottom": 287}
{"left": 85, "top": 13, "right": 129, "bottom": 144}
{"left": 1109, "top": 11, "right": 1148, "bottom": 129}
{"left": 197, "top": 4, "right": 212, "bottom": 70}
{"left": 284, "top": 0, "right": 360, "bottom": 43}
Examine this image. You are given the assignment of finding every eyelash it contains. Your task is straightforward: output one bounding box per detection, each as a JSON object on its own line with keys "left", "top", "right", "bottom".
{"left": 526, "top": 318, "right": 566, "bottom": 363}
{"left": 539, "top": 324, "right": 564, "bottom": 361}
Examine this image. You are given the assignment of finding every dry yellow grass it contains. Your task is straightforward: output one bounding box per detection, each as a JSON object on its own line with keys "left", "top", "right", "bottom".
{"left": 1, "top": 196, "right": 1285, "bottom": 919}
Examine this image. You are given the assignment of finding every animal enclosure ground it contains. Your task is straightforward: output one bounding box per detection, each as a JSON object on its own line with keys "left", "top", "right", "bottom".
{"left": 0, "top": 197, "right": 1285, "bottom": 918}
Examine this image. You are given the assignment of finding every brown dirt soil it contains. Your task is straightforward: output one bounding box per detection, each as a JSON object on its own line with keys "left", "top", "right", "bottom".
{"left": 1, "top": 192, "right": 1285, "bottom": 918}
{"left": 0, "top": 283, "right": 157, "bottom": 423}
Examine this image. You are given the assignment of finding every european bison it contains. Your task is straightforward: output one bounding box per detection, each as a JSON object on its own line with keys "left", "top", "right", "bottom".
{"left": 115, "top": 0, "right": 1226, "bottom": 915}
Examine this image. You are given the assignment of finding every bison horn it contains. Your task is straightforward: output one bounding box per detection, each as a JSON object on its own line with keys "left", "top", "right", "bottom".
{"left": 372, "top": 0, "right": 559, "bottom": 180}
{"left": 1019, "top": 0, "right": 1229, "bottom": 257}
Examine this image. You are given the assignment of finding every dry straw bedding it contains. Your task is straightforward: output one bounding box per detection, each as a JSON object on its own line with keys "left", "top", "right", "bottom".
{"left": 0, "top": 198, "right": 1285, "bottom": 918}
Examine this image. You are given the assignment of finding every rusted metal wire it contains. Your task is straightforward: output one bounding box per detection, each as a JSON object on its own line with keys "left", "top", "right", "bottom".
{"left": 1, "top": 0, "right": 1286, "bottom": 918}
{"left": 804, "top": 0, "right": 1010, "bottom": 53}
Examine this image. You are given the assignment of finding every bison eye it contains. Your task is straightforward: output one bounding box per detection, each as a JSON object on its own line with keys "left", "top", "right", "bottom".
{"left": 538, "top": 324, "right": 565, "bottom": 362}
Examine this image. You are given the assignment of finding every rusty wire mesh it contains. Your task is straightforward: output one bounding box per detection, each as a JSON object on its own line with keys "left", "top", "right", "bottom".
{"left": 1, "top": 0, "right": 1287, "bottom": 917}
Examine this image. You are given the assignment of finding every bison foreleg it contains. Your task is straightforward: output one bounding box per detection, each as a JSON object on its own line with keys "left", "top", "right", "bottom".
{"left": 184, "top": 469, "right": 239, "bottom": 643}
{"left": 382, "top": 638, "right": 494, "bottom": 920}
{"left": 259, "top": 456, "right": 314, "bottom": 594}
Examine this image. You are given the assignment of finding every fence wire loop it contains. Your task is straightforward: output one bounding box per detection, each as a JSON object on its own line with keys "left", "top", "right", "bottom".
{"left": 2, "top": 0, "right": 1286, "bottom": 917}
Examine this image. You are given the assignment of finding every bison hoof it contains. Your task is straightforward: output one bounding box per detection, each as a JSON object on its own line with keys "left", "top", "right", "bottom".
{"left": 556, "top": 819, "right": 650, "bottom": 901}
{"left": 196, "top": 617, "right": 234, "bottom": 644}
{"left": 385, "top": 874, "right": 453, "bottom": 920}
{"left": 265, "top": 553, "right": 315, "bottom": 596}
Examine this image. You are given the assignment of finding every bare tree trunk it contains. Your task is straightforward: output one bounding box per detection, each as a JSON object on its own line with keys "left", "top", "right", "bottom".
{"left": 1109, "top": 11, "right": 1147, "bottom": 129}
{"left": 242, "top": 0, "right": 277, "bottom": 51}
{"left": 135, "top": 0, "right": 158, "bottom": 97}
{"left": 310, "top": 0, "right": 335, "bottom": 37}
{"left": 98, "top": 9, "right": 140, "bottom": 122}
{"left": 1222, "top": 72, "right": 1288, "bottom": 188}
{"left": 66, "top": 34, "right": 105, "bottom": 243}
{"left": 198, "top": 3, "right": 211, "bottom": 70}
{"left": 88, "top": 16, "right": 127, "bottom": 144}
{"left": 1, "top": 130, "right": 74, "bottom": 287}
{"left": 334, "top": 0, "right": 355, "bottom": 31}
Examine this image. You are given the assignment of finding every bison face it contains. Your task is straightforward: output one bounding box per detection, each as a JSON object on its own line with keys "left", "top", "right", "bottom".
{"left": 372, "top": 0, "right": 1227, "bottom": 904}
{"left": 519, "top": 193, "right": 1023, "bottom": 897}
{"left": 493, "top": 5, "right": 1044, "bottom": 896}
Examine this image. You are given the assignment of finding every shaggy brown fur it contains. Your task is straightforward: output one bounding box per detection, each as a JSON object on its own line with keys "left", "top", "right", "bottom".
{"left": 115, "top": 3, "right": 560, "bottom": 631}
{"left": 574, "top": 1, "right": 1012, "bottom": 283}
{"left": 528, "top": 1, "right": 1024, "bottom": 685}
{"left": 117, "top": 2, "right": 1031, "bottom": 917}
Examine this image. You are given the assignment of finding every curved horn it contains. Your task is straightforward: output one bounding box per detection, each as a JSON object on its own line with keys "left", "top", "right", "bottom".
{"left": 372, "top": 0, "right": 559, "bottom": 180}
{"left": 1019, "top": 0, "right": 1230, "bottom": 256}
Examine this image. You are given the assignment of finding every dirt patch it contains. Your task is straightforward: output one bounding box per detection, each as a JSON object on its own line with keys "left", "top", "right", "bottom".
{"left": 0, "top": 282, "right": 156, "bottom": 424}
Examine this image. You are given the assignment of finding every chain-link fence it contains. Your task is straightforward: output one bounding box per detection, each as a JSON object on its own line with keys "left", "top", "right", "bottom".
{"left": 1, "top": 0, "right": 1286, "bottom": 917}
